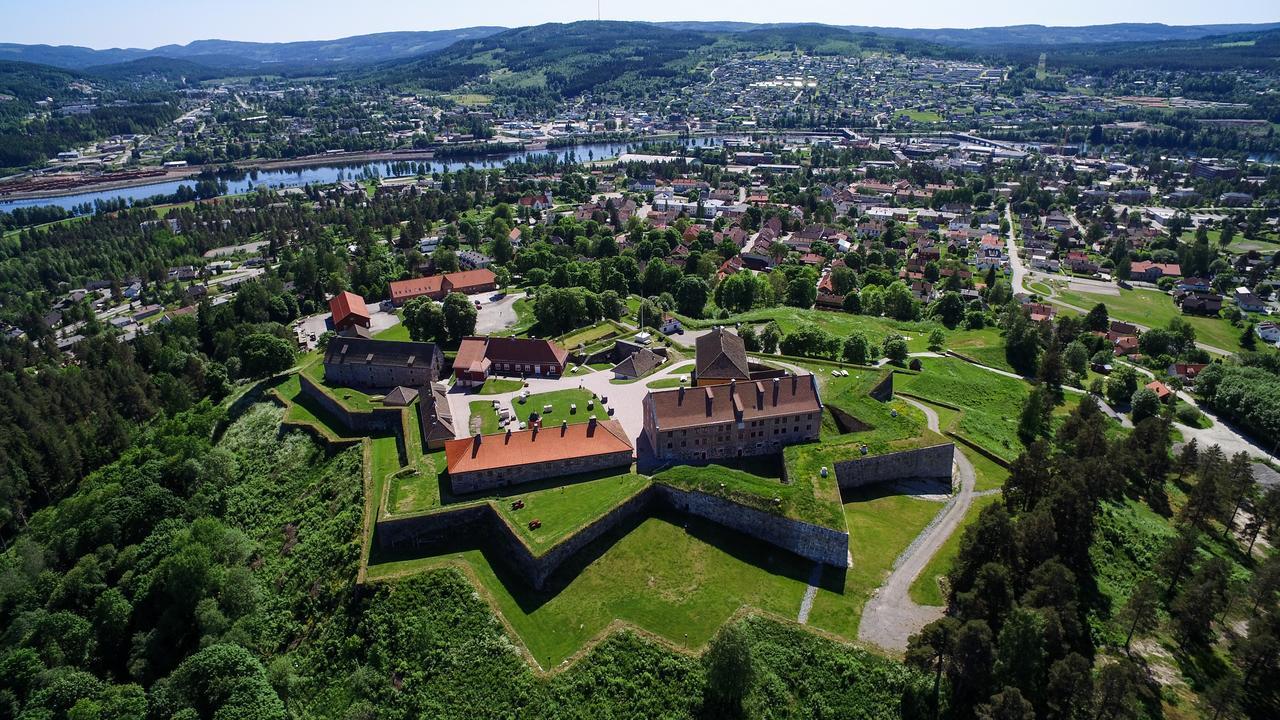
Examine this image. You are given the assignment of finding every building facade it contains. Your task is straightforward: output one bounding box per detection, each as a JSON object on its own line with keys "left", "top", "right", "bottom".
{"left": 643, "top": 374, "right": 823, "bottom": 462}
{"left": 323, "top": 337, "right": 444, "bottom": 389}
{"left": 446, "top": 418, "right": 634, "bottom": 493}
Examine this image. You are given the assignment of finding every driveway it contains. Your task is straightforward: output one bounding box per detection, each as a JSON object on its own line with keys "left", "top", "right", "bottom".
{"left": 473, "top": 291, "right": 524, "bottom": 335}
{"left": 857, "top": 398, "right": 978, "bottom": 654}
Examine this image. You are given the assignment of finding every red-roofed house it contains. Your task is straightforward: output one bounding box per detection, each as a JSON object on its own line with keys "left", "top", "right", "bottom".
{"left": 329, "top": 291, "right": 371, "bottom": 332}
{"left": 1130, "top": 261, "right": 1182, "bottom": 282}
{"left": 1145, "top": 380, "right": 1173, "bottom": 403}
{"left": 389, "top": 269, "right": 497, "bottom": 305}
{"left": 453, "top": 336, "right": 569, "bottom": 386}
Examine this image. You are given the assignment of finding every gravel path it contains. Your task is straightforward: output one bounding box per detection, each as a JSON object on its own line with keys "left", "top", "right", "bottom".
{"left": 797, "top": 563, "right": 823, "bottom": 624}
{"left": 856, "top": 398, "right": 978, "bottom": 653}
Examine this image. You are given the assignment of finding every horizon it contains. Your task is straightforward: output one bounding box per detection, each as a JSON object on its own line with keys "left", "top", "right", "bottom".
{"left": 5, "top": 0, "right": 1278, "bottom": 49}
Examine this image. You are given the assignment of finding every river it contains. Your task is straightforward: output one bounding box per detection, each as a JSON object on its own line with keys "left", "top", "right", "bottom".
{"left": 0, "top": 137, "right": 729, "bottom": 213}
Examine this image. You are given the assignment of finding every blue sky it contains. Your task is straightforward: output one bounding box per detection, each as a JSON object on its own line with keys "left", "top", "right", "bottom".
{"left": 6, "top": 0, "right": 1278, "bottom": 48}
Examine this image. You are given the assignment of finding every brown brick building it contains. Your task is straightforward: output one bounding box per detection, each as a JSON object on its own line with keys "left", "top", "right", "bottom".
{"left": 642, "top": 374, "right": 823, "bottom": 462}
{"left": 445, "top": 418, "right": 634, "bottom": 494}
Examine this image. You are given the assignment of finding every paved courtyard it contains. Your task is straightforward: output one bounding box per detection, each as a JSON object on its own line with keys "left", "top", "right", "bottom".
{"left": 443, "top": 360, "right": 689, "bottom": 445}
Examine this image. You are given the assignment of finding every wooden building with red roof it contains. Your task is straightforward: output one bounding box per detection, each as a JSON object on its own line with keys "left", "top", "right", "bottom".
{"left": 329, "top": 291, "right": 371, "bottom": 332}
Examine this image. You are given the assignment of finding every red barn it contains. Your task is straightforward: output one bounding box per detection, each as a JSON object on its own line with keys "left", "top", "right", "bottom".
{"left": 329, "top": 291, "right": 370, "bottom": 332}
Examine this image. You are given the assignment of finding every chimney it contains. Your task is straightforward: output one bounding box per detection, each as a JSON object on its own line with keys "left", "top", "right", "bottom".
{"left": 678, "top": 385, "right": 685, "bottom": 402}
{"left": 755, "top": 381, "right": 765, "bottom": 410}
{"left": 561, "top": 420, "right": 568, "bottom": 435}
{"left": 772, "top": 377, "right": 780, "bottom": 405}
{"left": 587, "top": 417, "right": 597, "bottom": 435}
{"left": 791, "top": 373, "right": 798, "bottom": 393}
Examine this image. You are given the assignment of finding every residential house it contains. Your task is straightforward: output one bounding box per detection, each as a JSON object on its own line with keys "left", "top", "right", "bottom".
{"left": 1129, "top": 261, "right": 1181, "bottom": 282}
{"left": 1256, "top": 322, "right": 1280, "bottom": 347}
{"left": 1234, "top": 287, "right": 1267, "bottom": 313}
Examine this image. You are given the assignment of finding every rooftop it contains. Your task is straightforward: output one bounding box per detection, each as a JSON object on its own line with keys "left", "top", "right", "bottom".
{"left": 445, "top": 418, "right": 633, "bottom": 476}
{"left": 646, "top": 374, "right": 823, "bottom": 431}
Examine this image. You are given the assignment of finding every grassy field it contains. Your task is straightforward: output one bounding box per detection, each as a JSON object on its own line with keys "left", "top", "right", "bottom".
{"left": 908, "top": 493, "right": 1002, "bottom": 606}
{"left": 805, "top": 487, "right": 946, "bottom": 638}
{"left": 897, "top": 109, "right": 943, "bottom": 123}
{"left": 498, "top": 472, "right": 650, "bottom": 549}
{"left": 682, "top": 307, "right": 945, "bottom": 354}
{"left": 272, "top": 374, "right": 363, "bottom": 440}
{"left": 366, "top": 512, "right": 814, "bottom": 665}
{"left": 301, "top": 360, "right": 384, "bottom": 411}
{"left": 896, "top": 359, "right": 1030, "bottom": 462}
{"left": 1053, "top": 286, "right": 1245, "bottom": 354}
{"left": 901, "top": 397, "right": 1011, "bottom": 492}
{"left": 645, "top": 377, "right": 685, "bottom": 389}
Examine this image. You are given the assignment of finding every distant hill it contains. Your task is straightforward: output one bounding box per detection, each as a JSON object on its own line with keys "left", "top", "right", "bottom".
{"left": 0, "top": 27, "right": 508, "bottom": 71}
{"left": 653, "top": 21, "right": 1280, "bottom": 46}
{"left": 365, "top": 21, "right": 710, "bottom": 95}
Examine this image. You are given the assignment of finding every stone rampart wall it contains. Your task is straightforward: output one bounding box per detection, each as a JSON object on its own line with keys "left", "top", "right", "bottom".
{"left": 834, "top": 443, "right": 955, "bottom": 490}
{"left": 654, "top": 485, "right": 849, "bottom": 566}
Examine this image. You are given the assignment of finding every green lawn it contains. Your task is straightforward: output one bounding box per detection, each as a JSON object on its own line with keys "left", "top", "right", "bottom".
{"left": 670, "top": 363, "right": 696, "bottom": 374}
{"left": 936, "top": 326, "right": 1014, "bottom": 374}
{"left": 510, "top": 388, "right": 601, "bottom": 426}
{"left": 805, "top": 488, "right": 946, "bottom": 639}
{"left": 558, "top": 322, "right": 620, "bottom": 349}
{"left": 908, "top": 493, "right": 1002, "bottom": 606}
{"left": 499, "top": 472, "right": 650, "bottom": 549}
{"left": 387, "top": 450, "right": 446, "bottom": 515}
{"left": 467, "top": 400, "right": 503, "bottom": 434}
{"left": 896, "top": 358, "right": 1030, "bottom": 462}
{"left": 366, "top": 512, "right": 814, "bottom": 666}
{"left": 477, "top": 378, "right": 525, "bottom": 395}
{"left": 645, "top": 377, "right": 686, "bottom": 389}
{"left": 682, "top": 307, "right": 944, "bottom": 353}
{"left": 373, "top": 319, "right": 410, "bottom": 342}
{"left": 967, "top": 449, "right": 1010, "bottom": 493}
{"left": 272, "top": 374, "right": 362, "bottom": 440}
{"left": 1053, "top": 286, "right": 1245, "bottom": 354}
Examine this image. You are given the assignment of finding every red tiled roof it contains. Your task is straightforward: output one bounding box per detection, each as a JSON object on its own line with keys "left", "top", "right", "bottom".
{"left": 329, "top": 291, "right": 370, "bottom": 327}
{"left": 645, "top": 374, "right": 822, "bottom": 431}
{"left": 445, "top": 419, "right": 632, "bottom": 474}
{"left": 390, "top": 276, "right": 444, "bottom": 302}
{"left": 454, "top": 336, "right": 568, "bottom": 374}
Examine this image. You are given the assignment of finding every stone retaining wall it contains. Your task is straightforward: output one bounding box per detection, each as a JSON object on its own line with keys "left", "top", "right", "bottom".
{"left": 834, "top": 443, "right": 955, "bottom": 490}
{"left": 374, "top": 489, "right": 657, "bottom": 590}
{"left": 298, "top": 373, "right": 403, "bottom": 435}
{"left": 372, "top": 478, "right": 853, "bottom": 589}
{"left": 654, "top": 485, "right": 849, "bottom": 567}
